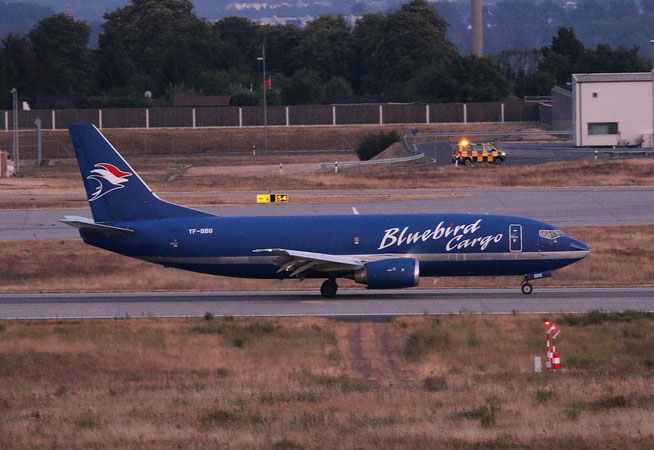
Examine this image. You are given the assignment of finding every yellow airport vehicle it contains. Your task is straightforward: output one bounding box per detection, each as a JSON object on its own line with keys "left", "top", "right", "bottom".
{"left": 257, "top": 194, "right": 288, "bottom": 203}
{"left": 452, "top": 139, "right": 506, "bottom": 165}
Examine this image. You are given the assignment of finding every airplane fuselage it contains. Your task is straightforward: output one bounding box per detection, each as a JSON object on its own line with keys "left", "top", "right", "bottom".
{"left": 80, "top": 212, "right": 589, "bottom": 280}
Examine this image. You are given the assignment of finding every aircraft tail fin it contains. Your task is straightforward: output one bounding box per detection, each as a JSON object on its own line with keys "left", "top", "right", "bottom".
{"left": 68, "top": 123, "right": 212, "bottom": 223}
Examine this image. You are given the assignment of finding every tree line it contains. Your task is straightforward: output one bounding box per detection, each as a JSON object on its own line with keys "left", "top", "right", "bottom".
{"left": 0, "top": 0, "right": 649, "bottom": 110}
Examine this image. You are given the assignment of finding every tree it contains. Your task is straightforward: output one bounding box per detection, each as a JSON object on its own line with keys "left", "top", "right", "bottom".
{"left": 292, "top": 15, "right": 352, "bottom": 81}
{"left": 408, "top": 55, "right": 510, "bottom": 102}
{"left": 352, "top": 0, "right": 458, "bottom": 97}
{"left": 1, "top": 34, "right": 37, "bottom": 97}
{"left": 326, "top": 76, "right": 353, "bottom": 101}
{"left": 256, "top": 24, "right": 304, "bottom": 78}
{"left": 456, "top": 56, "right": 511, "bottom": 102}
{"left": 282, "top": 69, "right": 324, "bottom": 105}
{"left": 550, "top": 27, "right": 584, "bottom": 61}
{"left": 98, "top": 0, "right": 216, "bottom": 95}
{"left": 213, "top": 16, "right": 258, "bottom": 73}
{"left": 0, "top": 60, "right": 8, "bottom": 109}
{"left": 349, "top": 12, "right": 386, "bottom": 94}
{"left": 28, "top": 13, "right": 94, "bottom": 96}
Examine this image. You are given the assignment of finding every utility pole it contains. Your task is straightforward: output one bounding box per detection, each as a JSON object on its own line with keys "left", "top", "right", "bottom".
{"left": 10, "top": 87, "right": 18, "bottom": 174}
{"left": 35, "top": 118, "right": 42, "bottom": 166}
{"left": 257, "top": 44, "right": 268, "bottom": 152}
{"left": 650, "top": 40, "right": 654, "bottom": 147}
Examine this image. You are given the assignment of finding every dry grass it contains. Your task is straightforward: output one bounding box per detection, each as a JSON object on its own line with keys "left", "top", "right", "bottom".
{"left": 0, "top": 225, "right": 651, "bottom": 294}
{"left": 0, "top": 314, "right": 653, "bottom": 448}
{"left": 2, "top": 154, "right": 654, "bottom": 210}
{"left": 0, "top": 122, "right": 540, "bottom": 159}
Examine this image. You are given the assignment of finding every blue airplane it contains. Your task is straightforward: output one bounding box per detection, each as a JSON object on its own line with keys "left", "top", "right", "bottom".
{"left": 62, "top": 123, "right": 590, "bottom": 297}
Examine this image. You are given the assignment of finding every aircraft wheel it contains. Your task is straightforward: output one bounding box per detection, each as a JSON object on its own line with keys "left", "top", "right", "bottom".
{"left": 521, "top": 283, "right": 533, "bottom": 295}
{"left": 320, "top": 279, "right": 338, "bottom": 298}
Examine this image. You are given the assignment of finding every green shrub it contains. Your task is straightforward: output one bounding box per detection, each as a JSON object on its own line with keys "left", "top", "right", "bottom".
{"left": 273, "top": 439, "right": 303, "bottom": 450}
{"left": 216, "top": 368, "right": 231, "bottom": 378}
{"left": 260, "top": 392, "right": 292, "bottom": 405}
{"left": 73, "top": 414, "right": 101, "bottom": 429}
{"left": 405, "top": 320, "right": 450, "bottom": 361}
{"left": 558, "top": 310, "right": 654, "bottom": 326}
{"left": 231, "top": 336, "right": 247, "bottom": 348}
{"left": 356, "top": 130, "right": 400, "bottom": 161}
{"left": 535, "top": 390, "right": 554, "bottom": 404}
{"left": 54, "top": 386, "right": 68, "bottom": 397}
{"left": 203, "top": 312, "right": 214, "bottom": 321}
{"left": 593, "top": 394, "right": 629, "bottom": 410}
{"left": 566, "top": 355, "right": 599, "bottom": 369}
{"left": 303, "top": 372, "right": 372, "bottom": 393}
{"left": 455, "top": 397, "right": 501, "bottom": 428}
{"left": 199, "top": 408, "right": 239, "bottom": 427}
{"left": 423, "top": 376, "right": 447, "bottom": 392}
{"left": 566, "top": 402, "right": 583, "bottom": 420}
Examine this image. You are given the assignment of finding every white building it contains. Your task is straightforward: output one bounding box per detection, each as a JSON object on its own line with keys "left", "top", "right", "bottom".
{"left": 572, "top": 72, "right": 653, "bottom": 147}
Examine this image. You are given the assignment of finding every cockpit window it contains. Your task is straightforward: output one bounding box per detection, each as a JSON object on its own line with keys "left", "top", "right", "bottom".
{"left": 539, "top": 229, "right": 566, "bottom": 240}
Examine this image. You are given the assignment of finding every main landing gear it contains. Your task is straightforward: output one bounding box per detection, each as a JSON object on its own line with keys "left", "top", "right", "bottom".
{"left": 320, "top": 279, "right": 338, "bottom": 298}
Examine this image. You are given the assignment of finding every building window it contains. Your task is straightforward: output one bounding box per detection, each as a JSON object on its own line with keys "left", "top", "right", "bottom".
{"left": 592, "top": 92, "right": 598, "bottom": 98}
{"left": 588, "top": 122, "right": 618, "bottom": 135}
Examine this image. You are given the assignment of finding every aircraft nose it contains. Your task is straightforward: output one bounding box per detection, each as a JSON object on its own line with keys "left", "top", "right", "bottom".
{"left": 568, "top": 237, "right": 590, "bottom": 256}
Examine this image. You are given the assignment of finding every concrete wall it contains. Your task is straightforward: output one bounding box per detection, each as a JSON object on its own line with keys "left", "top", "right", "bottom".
{"left": 551, "top": 86, "right": 572, "bottom": 130}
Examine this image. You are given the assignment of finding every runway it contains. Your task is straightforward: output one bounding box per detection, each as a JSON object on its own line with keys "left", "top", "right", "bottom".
{"left": 2, "top": 187, "right": 653, "bottom": 240}
{"left": 1, "top": 287, "right": 652, "bottom": 319}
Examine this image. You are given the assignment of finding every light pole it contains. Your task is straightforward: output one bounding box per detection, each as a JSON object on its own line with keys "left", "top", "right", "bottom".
{"left": 650, "top": 40, "right": 654, "bottom": 148}
{"left": 257, "top": 44, "right": 268, "bottom": 153}
{"left": 10, "top": 87, "right": 18, "bottom": 174}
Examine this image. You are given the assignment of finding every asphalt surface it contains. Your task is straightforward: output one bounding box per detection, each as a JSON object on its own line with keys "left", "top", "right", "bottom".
{"left": 2, "top": 187, "right": 652, "bottom": 241}
{"left": 1, "top": 288, "right": 652, "bottom": 319}
{"left": 416, "top": 141, "right": 627, "bottom": 166}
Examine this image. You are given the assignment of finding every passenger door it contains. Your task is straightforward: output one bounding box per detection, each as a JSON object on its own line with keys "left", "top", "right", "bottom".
{"left": 509, "top": 224, "right": 522, "bottom": 252}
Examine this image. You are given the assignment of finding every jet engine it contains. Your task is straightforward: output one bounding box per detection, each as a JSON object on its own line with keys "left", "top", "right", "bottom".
{"left": 354, "top": 258, "right": 419, "bottom": 289}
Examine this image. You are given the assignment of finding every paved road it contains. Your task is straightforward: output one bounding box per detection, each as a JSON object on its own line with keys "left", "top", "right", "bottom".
{"left": 1, "top": 187, "right": 652, "bottom": 240}
{"left": 417, "top": 141, "right": 626, "bottom": 166}
{"left": 1, "top": 288, "right": 652, "bottom": 319}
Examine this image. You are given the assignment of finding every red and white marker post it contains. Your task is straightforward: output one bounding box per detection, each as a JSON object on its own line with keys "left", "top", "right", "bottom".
{"left": 543, "top": 321, "right": 561, "bottom": 372}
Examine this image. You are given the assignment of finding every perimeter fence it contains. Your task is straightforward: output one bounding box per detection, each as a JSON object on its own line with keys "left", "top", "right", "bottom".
{"left": 2, "top": 101, "right": 541, "bottom": 132}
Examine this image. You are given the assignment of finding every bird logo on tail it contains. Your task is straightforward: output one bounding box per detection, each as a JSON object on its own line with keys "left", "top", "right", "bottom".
{"left": 87, "top": 163, "right": 132, "bottom": 201}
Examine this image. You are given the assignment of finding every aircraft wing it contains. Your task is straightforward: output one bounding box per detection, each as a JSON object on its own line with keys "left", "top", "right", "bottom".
{"left": 253, "top": 248, "right": 366, "bottom": 279}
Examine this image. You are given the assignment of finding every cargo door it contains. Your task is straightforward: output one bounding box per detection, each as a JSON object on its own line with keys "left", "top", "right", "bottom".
{"left": 509, "top": 224, "right": 522, "bottom": 252}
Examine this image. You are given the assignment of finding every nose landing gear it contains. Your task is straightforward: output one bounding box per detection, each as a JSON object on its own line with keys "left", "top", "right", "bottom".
{"left": 521, "top": 271, "right": 552, "bottom": 295}
{"left": 320, "top": 279, "right": 338, "bottom": 298}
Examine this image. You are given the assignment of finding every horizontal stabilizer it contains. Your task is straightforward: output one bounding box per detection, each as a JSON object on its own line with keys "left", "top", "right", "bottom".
{"left": 60, "top": 216, "right": 133, "bottom": 236}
